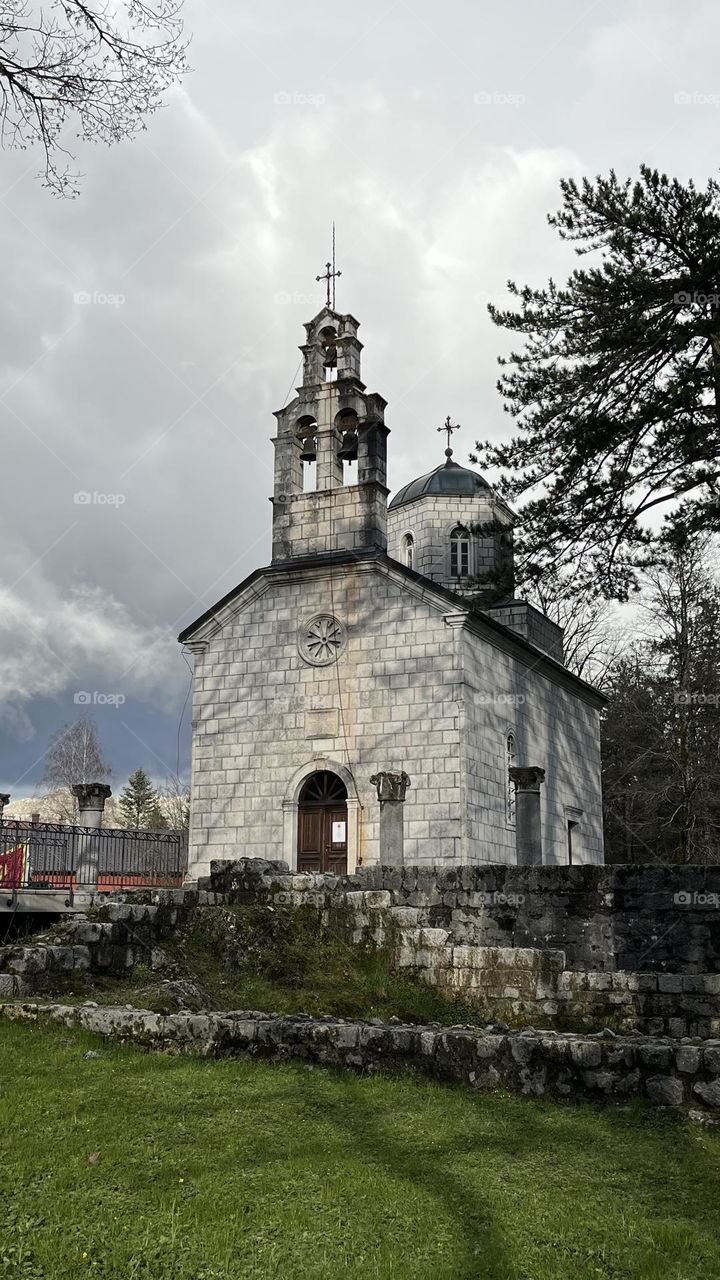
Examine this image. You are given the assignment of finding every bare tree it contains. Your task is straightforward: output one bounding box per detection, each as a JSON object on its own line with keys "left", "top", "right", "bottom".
{"left": 0, "top": 0, "right": 189, "bottom": 194}
{"left": 40, "top": 715, "right": 111, "bottom": 819}
{"left": 159, "top": 772, "right": 189, "bottom": 830}
{"left": 602, "top": 536, "right": 720, "bottom": 863}
{"left": 532, "top": 579, "right": 624, "bottom": 687}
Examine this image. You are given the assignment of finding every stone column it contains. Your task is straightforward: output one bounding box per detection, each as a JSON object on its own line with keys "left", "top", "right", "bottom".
{"left": 509, "top": 767, "right": 546, "bottom": 866}
{"left": 370, "top": 772, "right": 411, "bottom": 866}
{"left": 0, "top": 794, "right": 9, "bottom": 819}
{"left": 71, "top": 783, "right": 112, "bottom": 891}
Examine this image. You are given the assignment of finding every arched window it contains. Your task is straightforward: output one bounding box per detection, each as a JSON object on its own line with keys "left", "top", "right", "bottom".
{"left": 402, "top": 533, "right": 414, "bottom": 570}
{"left": 450, "top": 526, "right": 471, "bottom": 577}
{"left": 506, "top": 732, "right": 517, "bottom": 825}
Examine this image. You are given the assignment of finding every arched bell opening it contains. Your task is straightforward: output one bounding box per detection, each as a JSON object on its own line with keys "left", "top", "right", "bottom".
{"left": 296, "top": 414, "right": 318, "bottom": 492}
{"left": 319, "top": 326, "right": 338, "bottom": 383}
{"left": 297, "top": 770, "right": 348, "bottom": 874}
{"left": 336, "top": 408, "right": 359, "bottom": 486}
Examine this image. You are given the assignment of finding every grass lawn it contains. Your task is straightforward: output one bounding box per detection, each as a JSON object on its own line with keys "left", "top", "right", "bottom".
{"left": 1, "top": 1022, "right": 719, "bottom": 1279}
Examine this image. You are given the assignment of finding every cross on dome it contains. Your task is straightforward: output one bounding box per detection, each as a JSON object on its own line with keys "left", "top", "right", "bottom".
{"left": 437, "top": 415, "right": 460, "bottom": 458}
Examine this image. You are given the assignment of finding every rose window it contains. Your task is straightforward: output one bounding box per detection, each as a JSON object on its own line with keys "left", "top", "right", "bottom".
{"left": 299, "top": 614, "right": 345, "bottom": 665}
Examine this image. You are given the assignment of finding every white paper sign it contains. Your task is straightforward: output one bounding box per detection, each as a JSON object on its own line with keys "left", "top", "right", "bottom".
{"left": 332, "top": 821, "right": 346, "bottom": 843}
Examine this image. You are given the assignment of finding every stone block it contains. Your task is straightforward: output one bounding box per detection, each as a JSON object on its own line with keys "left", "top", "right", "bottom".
{"left": 703, "top": 1044, "right": 720, "bottom": 1074}
{"left": 658, "top": 974, "right": 683, "bottom": 994}
{"left": 646, "top": 1076, "right": 685, "bottom": 1107}
{"left": 569, "top": 1040, "right": 602, "bottom": 1068}
{"left": 510, "top": 1035, "right": 537, "bottom": 1064}
{"left": 8, "top": 949, "right": 46, "bottom": 975}
{"left": 676, "top": 1045, "right": 701, "bottom": 1074}
{"left": 418, "top": 927, "right": 451, "bottom": 949}
{"left": 639, "top": 1044, "right": 674, "bottom": 1071}
{"left": 583, "top": 1070, "right": 618, "bottom": 1094}
{"left": 693, "top": 1079, "right": 720, "bottom": 1109}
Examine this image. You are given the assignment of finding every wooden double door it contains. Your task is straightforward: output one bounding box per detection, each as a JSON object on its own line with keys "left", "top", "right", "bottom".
{"left": 297, "top": 771, "right": 348, "bottom": 875}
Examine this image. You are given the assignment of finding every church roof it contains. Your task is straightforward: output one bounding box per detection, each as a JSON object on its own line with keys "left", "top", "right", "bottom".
{"left": 388, "top": 457, "right": 491, "bottom": 510}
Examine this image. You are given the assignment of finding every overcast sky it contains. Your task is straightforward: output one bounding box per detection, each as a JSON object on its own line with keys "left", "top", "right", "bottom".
{"left": 1, "top": 0, "right": 719, "bottom": 797}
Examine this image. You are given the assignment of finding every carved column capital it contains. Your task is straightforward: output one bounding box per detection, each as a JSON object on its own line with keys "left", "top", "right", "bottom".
{"left": 71, "top": 783, "right": 112, "bottom": 812}
{"left": 370, "top": 771, "right": 411, "bottom": 803}
{"left": 509, "top": 766, "right": 546, "bottom": 794}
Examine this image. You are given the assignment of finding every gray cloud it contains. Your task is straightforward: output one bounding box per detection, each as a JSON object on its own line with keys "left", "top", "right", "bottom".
{"left": 2, "top": 0, "right": 719, "bottom": 789}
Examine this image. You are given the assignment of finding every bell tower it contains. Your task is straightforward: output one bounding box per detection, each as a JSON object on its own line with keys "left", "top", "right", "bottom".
{"left": 271, "top": 306, "right": 389, "bottom": 561}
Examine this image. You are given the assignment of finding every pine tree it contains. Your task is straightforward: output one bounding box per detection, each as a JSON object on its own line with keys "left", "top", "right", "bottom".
{"left": 118, "top": 769, "right": 166, "bottom": 830}
{"left": 474, "top": 166, "right": 720, "bottom": 600}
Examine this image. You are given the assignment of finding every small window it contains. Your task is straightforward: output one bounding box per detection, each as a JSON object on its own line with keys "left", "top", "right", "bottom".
{"left": 565, "top": 807, "right": 583, "bottom": 864}
{"left": 450, "top": 526, "right": 471, "bottom": 577}
{"left": 506, "top": 733, "right": 517, "bottom": 825}
{"left": 402, "top": 534, "right": 414, "bottom": 570}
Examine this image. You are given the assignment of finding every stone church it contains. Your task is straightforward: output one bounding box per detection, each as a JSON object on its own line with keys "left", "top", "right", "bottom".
{"left": 180, "top": 305, "right": 604, "bottom": 879}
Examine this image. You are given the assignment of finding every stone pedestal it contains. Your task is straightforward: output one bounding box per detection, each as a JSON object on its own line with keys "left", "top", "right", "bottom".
{"left": 509, "top": 767, "right": 545, "bottom": 866}
{"left": 71, "top": 783, "right": 112, "bottom": 890}
{"left": 370, "top": 771, "right": 411, "bottom": 866}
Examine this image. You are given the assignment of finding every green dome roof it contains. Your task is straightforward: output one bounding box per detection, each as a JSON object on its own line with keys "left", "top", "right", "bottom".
{"left": 389, "top": 457, "right": 491, "bottom": 511}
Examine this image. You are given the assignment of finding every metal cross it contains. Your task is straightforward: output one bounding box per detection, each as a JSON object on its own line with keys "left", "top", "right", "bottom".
{"left": 316, "top": 223, "right": 341, "bottom": 308}
{"left": 437, "top": 415, "right": 460, "bottom": 454}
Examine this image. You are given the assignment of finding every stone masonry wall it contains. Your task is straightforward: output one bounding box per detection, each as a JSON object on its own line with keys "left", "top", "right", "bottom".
{"left": 209, "top": 861, "right": 720, "bottom": 1038}
{"left": 216, "top": 861, "right": 720, "bottom": 973}
{"left": 387, "top": 491, "right": 511, "bottom": 595}
{"left": 187, "top": 556, "right": 603, "bottom": 878}
{"left": 4, "top": 1001, "right": 720, "bottom": 1113}
{"left": 187, "top": 559, "right": 466, "bottom": 875}
{"left": 0, "top": 888, "right": 221, "bottom": 999}
{"left": 458, "top": 624, "right": 603, "bottom": 865}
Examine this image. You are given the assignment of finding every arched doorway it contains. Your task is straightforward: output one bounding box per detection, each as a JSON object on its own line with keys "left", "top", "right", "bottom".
{"left": 297, "top": 771, "right": 348, "bottom": 874}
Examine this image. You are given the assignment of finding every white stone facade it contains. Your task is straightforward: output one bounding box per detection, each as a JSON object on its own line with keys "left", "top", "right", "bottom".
{"left": 182, "top": 557, "right": 604, "bottom": 879}
{"left": 181, "top": 303, "right": 605, "bottom": 877}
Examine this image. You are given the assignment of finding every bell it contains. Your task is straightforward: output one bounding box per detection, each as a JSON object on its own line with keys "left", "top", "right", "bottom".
{"left": 338, "top": 430, "right": 358, "bottom": 462}
{"left": 299, "top": 435, "right": 317, "bottom": 463}
{"left": 322, "top": 343, "right": 337, "bottom": 368}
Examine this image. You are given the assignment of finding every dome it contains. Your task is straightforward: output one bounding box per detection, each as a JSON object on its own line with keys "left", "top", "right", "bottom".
{"left": 388, "top": 456, "right": 491, "bottom": 511}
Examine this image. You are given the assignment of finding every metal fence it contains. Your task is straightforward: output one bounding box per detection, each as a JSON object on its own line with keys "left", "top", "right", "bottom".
{"left": 0, "top": 818, "right": 188, "bottom": 895}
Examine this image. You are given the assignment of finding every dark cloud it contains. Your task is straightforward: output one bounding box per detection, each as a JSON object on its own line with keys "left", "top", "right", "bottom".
{"left": 2, "top": 0, "right": 718, "bottom": 793}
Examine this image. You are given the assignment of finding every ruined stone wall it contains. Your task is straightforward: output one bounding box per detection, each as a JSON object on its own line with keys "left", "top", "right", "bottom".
{"left": 209, "top": 861, "right": 720, "bottom": 1036}
{"left": 216, "top": 861, "right": 720, "bottom": 973}
{"left": 3, "top": 1001, "right": 720, "bottom": 1113}
{"left": 0, "top": 888, "right": 220, "bottom": 998}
